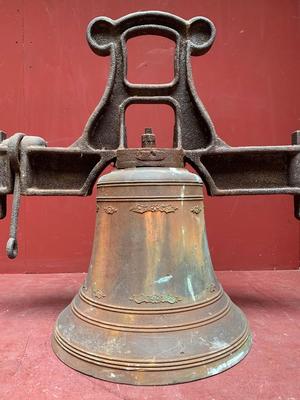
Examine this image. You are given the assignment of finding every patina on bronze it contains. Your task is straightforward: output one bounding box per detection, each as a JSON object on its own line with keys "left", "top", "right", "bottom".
{"left": 52, "top": 161, "right": 251, "bottom": 385}
{"left": 0, "top": 11, "right": 299, "bottom": 385}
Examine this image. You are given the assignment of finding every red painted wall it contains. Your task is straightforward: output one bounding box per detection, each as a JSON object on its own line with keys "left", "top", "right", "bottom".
{"left": 0, "top": 0, "right": 299, "bottom": 273}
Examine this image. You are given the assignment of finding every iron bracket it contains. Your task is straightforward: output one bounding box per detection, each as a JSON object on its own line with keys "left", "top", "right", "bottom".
{"left": 0, "top": 11, "right": 299, "bottom": 257}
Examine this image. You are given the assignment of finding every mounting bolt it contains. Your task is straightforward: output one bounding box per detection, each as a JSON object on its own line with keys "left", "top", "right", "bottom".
{"left": 141, "top": 128, "right": 156, "bottom": 148}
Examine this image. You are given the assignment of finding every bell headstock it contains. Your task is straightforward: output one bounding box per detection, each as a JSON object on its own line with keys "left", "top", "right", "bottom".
{"left": 0, "top": 11, "right": 299, "bottom": 258}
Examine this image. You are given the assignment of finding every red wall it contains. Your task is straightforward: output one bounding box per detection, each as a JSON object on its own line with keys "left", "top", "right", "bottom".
{"left": 0, "top": 0, "right": 299, "bottom": 273}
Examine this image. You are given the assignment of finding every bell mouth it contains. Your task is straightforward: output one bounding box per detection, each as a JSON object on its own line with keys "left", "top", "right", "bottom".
{"left": 52, "top": 300, "right": 252, "bottom": 385}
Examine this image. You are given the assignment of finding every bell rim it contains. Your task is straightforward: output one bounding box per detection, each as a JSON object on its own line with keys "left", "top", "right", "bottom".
{"left": 51, "top": 330, "right": 252, "bottom": 385}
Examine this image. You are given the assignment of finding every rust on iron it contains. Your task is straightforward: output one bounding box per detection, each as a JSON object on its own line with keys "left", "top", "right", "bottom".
{"left": 0, "top": 12, "right": 298, "bottom": 235}
{"left": 0, "top": 10, "right": 298, "bottom": 385}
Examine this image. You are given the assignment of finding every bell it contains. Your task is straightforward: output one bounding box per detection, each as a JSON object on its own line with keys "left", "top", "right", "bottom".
{"left": 52, "top": 136, "right": 252, "bottom": 385}
{"left": 1, "top": 9, "right": 299, "bottom": 387}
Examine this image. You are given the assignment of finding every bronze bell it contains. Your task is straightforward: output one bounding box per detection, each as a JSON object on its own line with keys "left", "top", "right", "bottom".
{"left": 1, "top": 11, "right": 299, "bottom": 387}
{"left": 52, "top": 129, "right": 251, "bottom": 385}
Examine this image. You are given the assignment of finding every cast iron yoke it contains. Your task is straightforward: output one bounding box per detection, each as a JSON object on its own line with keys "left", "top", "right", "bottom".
{"left": 0, "top": 11, "right": 299, "bottom": 258}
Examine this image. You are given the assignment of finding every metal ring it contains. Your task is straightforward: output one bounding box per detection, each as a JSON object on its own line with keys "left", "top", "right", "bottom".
{"left": 7, "top": 133, "right": 25, "bottom": 172}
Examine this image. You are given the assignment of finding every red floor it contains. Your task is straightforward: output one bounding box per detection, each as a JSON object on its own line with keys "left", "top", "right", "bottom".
{"left": 0, "top": 270, "right": 299, "bottom": 400}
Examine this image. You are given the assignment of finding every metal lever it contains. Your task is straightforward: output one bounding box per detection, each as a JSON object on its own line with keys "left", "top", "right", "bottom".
{"left": 0, "top": 131, "right": 7, "bottom": 219}
{"left": 5, "top": 133, "right": 24, "bottom": 258}
{"left": 6, "top": 172, "right": 21, "bottom": 258}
